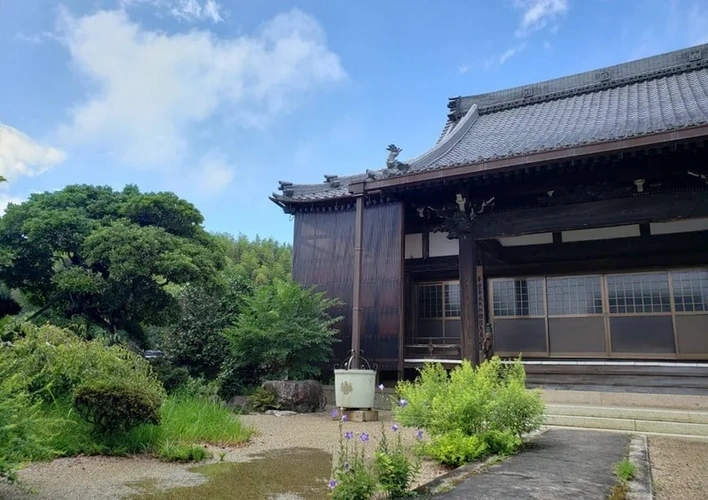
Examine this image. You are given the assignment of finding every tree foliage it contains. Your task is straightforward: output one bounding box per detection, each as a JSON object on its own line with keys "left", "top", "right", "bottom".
{"left": 213, "top": 233, "right": 292, "bottom": 286}
{"left": 0, "top": 185, "right": 225, "bottom": 346}
{"left": 218, "top": 280, "right": 341, "bottom": 395}
{"left": 166, "top": 268, "right": 252, "bottom": 379}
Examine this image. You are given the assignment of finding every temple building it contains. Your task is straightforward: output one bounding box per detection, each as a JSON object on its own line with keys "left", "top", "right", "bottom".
{"left": 271, "top": 44, "right": 708, "bottom": 384}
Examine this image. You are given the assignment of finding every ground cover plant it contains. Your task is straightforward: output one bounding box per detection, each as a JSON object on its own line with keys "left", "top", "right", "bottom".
{"left": 393, "top": 357, "right": 544, "bottom": 467}
{"left": 0, "top": 323, "right": 251, "bottom": 480}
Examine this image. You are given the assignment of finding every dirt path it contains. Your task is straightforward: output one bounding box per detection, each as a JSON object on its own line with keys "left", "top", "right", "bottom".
{"left": 649, "top": 436, "right": 708, "bottom": 500}
{"left": 0, "top": 411, "right": 446, "bottom": 500}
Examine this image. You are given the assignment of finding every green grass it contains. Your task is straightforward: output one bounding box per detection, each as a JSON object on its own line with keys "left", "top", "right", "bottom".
{"left": 158, "top": 441, "right": 211, "bottom": 462}
{"left": 615, "top": 459, "right": 636, "bottom": 482}
{"left": 42, "top": 395, "right": 252, "bottom": 461}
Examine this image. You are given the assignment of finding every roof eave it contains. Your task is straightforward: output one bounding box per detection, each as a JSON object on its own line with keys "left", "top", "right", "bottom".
{"left": 364, "top": 124, "right": 708, "bottom": 192}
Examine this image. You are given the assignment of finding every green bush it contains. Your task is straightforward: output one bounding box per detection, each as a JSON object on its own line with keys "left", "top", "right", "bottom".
{"left": 394, "top": 357, "right": 544, "bottom": 466}
{"left": 149, "top": 358, "right": 190, "bottom": 394}
{"left": 158, "top": 441, "right": 211, "bottom": 462}
{"left": 0, "top": 365, "right": 56, "bottom": 480}
{"left": 4, "top": 323, "right": 164, "bottom": 403}
{"left": 425, "top": 431, "right": 489, "bottom": 467}
{"left": 219, "top": 279, "right": 341, "bottom": 395}
{"left": 481, "top": 430, "right": 522, "bottom": 456}
{"left": 73, "top": 380, "right": 163, "bottom": 434}
{"left": 247, "top": 386, "right": 279, "bottom": 412}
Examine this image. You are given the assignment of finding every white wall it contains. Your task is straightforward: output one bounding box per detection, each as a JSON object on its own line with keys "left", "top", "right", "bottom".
{"left": 404, "top": 233, "right": 423, "bottom": 259}
{"left": 429, "top": 231, "right": 459, "bottom": 257}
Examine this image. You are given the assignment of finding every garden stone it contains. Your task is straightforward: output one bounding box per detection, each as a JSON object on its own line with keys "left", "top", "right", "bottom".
{"left": 265, "top": 410, "right": 298, "bottom": 417}
{"left": 262, "top": 380, "right": 325, "bottom": 413}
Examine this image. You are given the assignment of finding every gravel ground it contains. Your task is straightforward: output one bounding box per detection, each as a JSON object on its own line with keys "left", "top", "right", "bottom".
{"left": 649, "top": 436, "right": 708, "bottom": 500}
{"left": 0, "top": 410, "right": 447, "bottom": 500}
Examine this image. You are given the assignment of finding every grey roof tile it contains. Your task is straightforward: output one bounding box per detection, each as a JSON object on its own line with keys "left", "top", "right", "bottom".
{"left": 274, "top": 44, "right": 708, "bottom": 203}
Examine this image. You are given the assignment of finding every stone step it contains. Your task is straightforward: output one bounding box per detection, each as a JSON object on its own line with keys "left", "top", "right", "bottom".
{"left": 546, "top": 404, "right": 708, "bottom": 424}
{"left": 541, "top": 389, "right": 708, "bottom": 410}
{"left": 544, "top": 414, "right": 708, "bottom": 437}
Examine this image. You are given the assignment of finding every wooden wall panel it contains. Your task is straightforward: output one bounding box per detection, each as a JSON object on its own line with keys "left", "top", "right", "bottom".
{"left": 292, "top": 202, "right": 404, "bottom": 370}
{"left": 361, "top": 203, "right": 404, "bottom": 369}
{"left": 292, "top": 209, "right": 355, "bottom": 364}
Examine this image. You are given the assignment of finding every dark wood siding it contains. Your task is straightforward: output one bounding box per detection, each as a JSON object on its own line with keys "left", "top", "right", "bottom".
{"left": 361, "top": 203, "right": 404, "bottom": 369}
{"left": 292, "top": 202, "right": 404, "bottom": 369}
{"left": 292, "top": 209, "right": 355, "bottom": 364}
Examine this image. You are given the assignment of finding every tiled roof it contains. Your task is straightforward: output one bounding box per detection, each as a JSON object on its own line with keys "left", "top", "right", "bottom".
{"left": 273, "top": 44, "right": 708, "bottom": 203}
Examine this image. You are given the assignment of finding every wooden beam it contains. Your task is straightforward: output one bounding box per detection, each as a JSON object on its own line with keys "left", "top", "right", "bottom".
{"left": 485, "top": 250, "right": 708, "bottom": 278}
{"left": 351, "top": 195, "right": 364, "bottom": 368}
{"left": 364, "top": 125, "right": 708, "bottom": 191}
{"left": 496, "top": 231, "right": 708, "bottom": 265}
{"left": 472, "top": 191, "right": 708, "bottom": 239}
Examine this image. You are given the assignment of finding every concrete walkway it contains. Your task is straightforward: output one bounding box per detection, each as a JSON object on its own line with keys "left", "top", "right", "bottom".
{"left": 434, "top": 429, "right": 629, "bottom": 499}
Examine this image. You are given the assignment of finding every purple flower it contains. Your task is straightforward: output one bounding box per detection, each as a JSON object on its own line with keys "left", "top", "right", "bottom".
{"left": 344, "top": 431, "right": 354, "bottom": 440}
{"left": 328, "top": 479, "right": 337, "bottom": 489}
{"left": 330, "top": 408, "right": 339, "bottom": 419}
{"left": 378, "top": 383, "right": 385, "bottom": 391}
{"left": 398, "top": 399, "right": 408, "bottom": 407}
{"left": 416, "top": 430, "right": 424, "bottom": 440}
{"left": 341, "top": 414, "right": 348, "bottom": 422}
{"left": 392, "top": 424, "right": 399, "bottom": 432}
{"left": 360, "top": 433, "right": 370, "bottom": 442}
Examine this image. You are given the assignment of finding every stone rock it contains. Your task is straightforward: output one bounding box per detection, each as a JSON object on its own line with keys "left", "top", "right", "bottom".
{"left": 261, "top": 380, "right": 325, "bottom": 413}
{"left": 265, "top": 410, "right": 298, "bottom": 417}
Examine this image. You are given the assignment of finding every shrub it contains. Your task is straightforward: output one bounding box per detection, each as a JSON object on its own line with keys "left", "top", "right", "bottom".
{"left": 73, "top": 380, "right": 163, "bottom": 434}
{"left": 4, "top": 323, "right": 164, "bottom": 404}
{"left": 166, "top": 270, "right": 251, "bottom": 380}
{"left": 424, "top": 431, "right": 489, "bottom": 467}
{"left": 0, "top": 364, "right": 55, "bottom": 480}
{"left": 247, "top": 386, "right": 279, "bottom": 412}
{"left": 480, "top": 430, "right": 522, "bottom": 456}
{"left": 149, "top": 358, "right": 190, "bottom": 394}
{"left": 393, "top": 357, "right": 544, "bottom": 466}
{"left": 158, "top": 441, "right": 211, "bottom": 462}
{"left": 219, "top": 279, "right": 342, "bottom": 395}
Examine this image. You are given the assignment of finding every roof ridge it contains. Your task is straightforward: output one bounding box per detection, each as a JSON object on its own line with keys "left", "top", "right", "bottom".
{"left": 452, "top": 43, "right": 708, "bottom": 116}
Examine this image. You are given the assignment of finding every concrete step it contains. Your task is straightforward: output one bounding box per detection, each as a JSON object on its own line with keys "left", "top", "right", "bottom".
{"left": 546, "top": 404, "right": 708, "bottom": 424}
{"left": 541, "top": 389, "right": 708, "bottom": 410}
{"left": 544, "top": 414, "right": 708, "bottom": 436}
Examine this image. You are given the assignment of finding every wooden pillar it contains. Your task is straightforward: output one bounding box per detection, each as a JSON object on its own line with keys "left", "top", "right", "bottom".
{"left": 459, "top": 233, "right": 481, "bottom": 366}
{"left": 351, "top": 195, "right": 364, "bottom": 368}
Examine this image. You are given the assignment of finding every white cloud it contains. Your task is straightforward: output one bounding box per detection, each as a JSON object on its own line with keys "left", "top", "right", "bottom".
{"left": 189, "top": 151, "right": 235, "bottom": 195}
{"left": 54, "top": 7, "right": 345, "bottom": 170}
{"left": 514, "top": 0, "right": 568, "bottom": 37}
{"left": 14, "top": 31, "right": 61, "bottom": 44}
{"left": 0, "top": 193, "right": 25, "bottom": 214}
{"left": 0, "top": 124, "right": 67, "bottom": 182}
{"left": 121, "top": 0, "right": 224, "bottom": 23}
{"left": 458, "top": 64, "right": 471, "bottom": 74}
{"left": 499, "top": 43, "right": 526, "bottom": 64}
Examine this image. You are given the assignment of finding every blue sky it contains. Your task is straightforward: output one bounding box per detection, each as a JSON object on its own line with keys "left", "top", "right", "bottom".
{"left": 1, "top": 0, "right": 707, "bottom": 243}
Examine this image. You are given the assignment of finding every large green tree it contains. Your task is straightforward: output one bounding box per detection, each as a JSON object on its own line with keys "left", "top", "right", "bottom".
{"left": 0, "top": 184, "right": 225, "bottom": 346}
{"left": 213, "top": 233, "right": 292, "bottom": 286}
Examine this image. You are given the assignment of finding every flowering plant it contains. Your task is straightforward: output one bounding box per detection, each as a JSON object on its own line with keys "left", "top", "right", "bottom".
{"left": 329, "top": 409, "right": 377, "bottom": 500}
{"left": 373, "top": 421, "right": 421, "bottom": 498}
